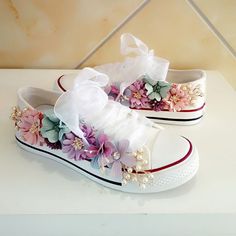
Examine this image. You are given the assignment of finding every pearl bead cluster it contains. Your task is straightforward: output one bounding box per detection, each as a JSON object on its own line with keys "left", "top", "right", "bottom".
{"left": 10, "top": 106, "right": 24, "bottom": 129}
{"left": 122, "top": 148, "right": 154, "bottom": 189}
{"left": 122, "top": 170, "right": 154, "bottom": 189}
{"left": 181, "top": 84, "right": 203, "bottom": 106}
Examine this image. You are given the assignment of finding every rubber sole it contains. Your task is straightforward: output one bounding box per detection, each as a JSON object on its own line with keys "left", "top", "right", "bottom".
{"left": 136, "top": 106, "right": 205, "bottom": 125}
{"left": 16, "top": 135, "right": 199, "bottom": 193}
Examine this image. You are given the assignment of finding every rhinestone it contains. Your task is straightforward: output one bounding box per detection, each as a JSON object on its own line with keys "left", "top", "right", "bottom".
{"left": 113, "top": 152, "right": 121, "bottom": 160}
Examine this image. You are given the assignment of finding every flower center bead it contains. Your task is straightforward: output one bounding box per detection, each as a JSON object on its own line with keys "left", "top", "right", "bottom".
{"left": 113, "top": 152, "right": 121, "bottom": 160}
{"left": 29, "top": 122, "right": 40, "bottom": 134}
{"left": 171, "top": 95, "right": 179, "bottom": 103}
{"left": 154, "top": 85, "right": 161, "bottom": 93}
{"left": 72, "top": 137, "right": 84, "bottom": 150}
{"left": 133, "top": 91, "right": 142, "bottom": 99}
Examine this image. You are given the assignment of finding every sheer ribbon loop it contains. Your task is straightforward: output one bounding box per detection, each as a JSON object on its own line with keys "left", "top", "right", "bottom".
{"left": 96, "top": 33, "right": 170, "bottom": 94}
{"left": 54, "top": 68, "right": 109, "bottom": 144}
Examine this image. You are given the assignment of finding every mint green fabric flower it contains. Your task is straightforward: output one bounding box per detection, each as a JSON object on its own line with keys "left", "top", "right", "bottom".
{"left": 144, "top": 75, "right": 171, "bottom": 101}
{"left": 40, "top": 110, "right": 70, "bottom": 143}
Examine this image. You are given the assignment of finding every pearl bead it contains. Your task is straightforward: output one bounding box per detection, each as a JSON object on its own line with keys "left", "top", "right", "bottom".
{"left": 138, "top": 148, "right": 144, "bottom": 153}
{"left": 125, "top": 173, "right": 131, "bottom": 180}
{"left": 148, "top": 173, "right": 154, "bottom": 179}
{"left": 182, "top": 86, "right": 187, "bottom": 91}
{"left": 132, "top": 176, "right": 137, "bottom": 182}
{"left": 140, "top": 183, "right": 146, "bottom": 189}
{"left": 133, "top": 152, "right": 137, "bottom": 157}
{"left": 127, "top": 167, "right": 133, "bottom": 173}
{"left": 142, "top": 159, "right": 148, "bottom": 165}
{"left": 137, "top": 154, "right": 143, "bottom": 161}
{"left": 142, "top": 177, "right": 149, "bottom": 184}
{"left": 136, "top": 165, "right": 142, "bottom": 171}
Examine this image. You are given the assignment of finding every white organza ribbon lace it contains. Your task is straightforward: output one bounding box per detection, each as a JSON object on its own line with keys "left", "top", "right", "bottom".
{"left": 54, "top": 67, "right": 156, "bottom": 151}
{"left": 95, "top": 33, "right": 170, "bottom": 94}
{"left": 54, "top": 68, "right": 109, "bottom": 145}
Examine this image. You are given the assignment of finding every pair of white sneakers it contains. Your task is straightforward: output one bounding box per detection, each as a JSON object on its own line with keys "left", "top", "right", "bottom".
{"left": 11, "top": 34, "right": 206, "bottom": 193}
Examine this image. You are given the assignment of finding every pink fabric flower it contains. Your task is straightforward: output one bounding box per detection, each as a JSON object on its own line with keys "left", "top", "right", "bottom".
{"left": 164, "top": 84, "right": 191, "bottom": 111}
{"left": 128, "top": 80, "right": 149, "bottom": 109}
{"left": 109, "top": 140, "right": 136, "bottom": 179}
{"left": 18, "top": 109, "right": 44, "bottom": 146}
{"left": 62, "top": 132, "right": 87, "bottom": 160}
{"left": 104, "top": 84, "right": 120, "bottom": 100}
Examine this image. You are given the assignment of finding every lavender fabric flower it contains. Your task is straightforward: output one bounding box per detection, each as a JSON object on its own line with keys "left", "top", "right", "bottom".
{"left": 109, "top": 139, "right": 136, "bottom": 179}
{"left": 81, "top": 124, "right": 96, "bottom": 145}
{"left": 62, "top": 132, "right": 86, "bottom": 160}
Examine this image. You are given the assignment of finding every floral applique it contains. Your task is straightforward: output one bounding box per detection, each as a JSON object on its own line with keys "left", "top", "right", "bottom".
{"left": 144, "top": 77, "right": 171, "bottom": 101}
{"left": 17, "top": 108, "right": 44, "bottom": 146}
{"left": 40, "top": 110, "right": 70, "bottom": 149}
{"left": 164, "top": 84, "right": 191, "bottom": 111}
{"left": 62, "top": 132, "right": 87, "bottom": 160}
{"left": 11, "top": 107, "right": 152, "bottom": 188}
{"left": 105, "top": 75, "right": 204, "bottom": 112}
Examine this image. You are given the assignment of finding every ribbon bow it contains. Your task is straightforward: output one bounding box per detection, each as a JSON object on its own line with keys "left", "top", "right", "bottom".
{"left": 120, "top": 33, "right": 169, "bottom": 93}
{"left": 54, "top": 68, "right": 109, "bottom": 144}
{"left": 95, "top": 33, "right": 170, "bottom": 95}
{"left": 120, "top": 33, "right": 154, "bottom": 57}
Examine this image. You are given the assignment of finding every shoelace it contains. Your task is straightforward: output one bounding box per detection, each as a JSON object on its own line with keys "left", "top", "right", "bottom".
{"left": 54, "top": 68, "right": 163, "bottom": 152}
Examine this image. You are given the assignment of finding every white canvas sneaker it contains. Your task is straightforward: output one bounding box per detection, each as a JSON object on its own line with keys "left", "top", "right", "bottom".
{"left": 11, "top": 68, "right": 199, "bottom": 193}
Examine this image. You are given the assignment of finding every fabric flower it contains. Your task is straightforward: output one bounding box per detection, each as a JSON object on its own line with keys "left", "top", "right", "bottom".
{"left": 45, "top": 138, "right": 62, "bottom": 150}
{"left": 105, "top": 84, "right": 120, "bottom": 101}
{"left": 145, "top": 77, "right": 171, "bottom": 101}
{"left": 109, "top": 140, "right": 136, "bottom": 179}
{"left": 40, "top": 110, "right": 69, "bottom": 143}
{"left": 86, "top": 133, "right": 115, "bottom": 160}
{"left": 127, "top": 80, "right": 149, "bottom": 108}
{"left": 81, "top": 124, "right": 96, "bottom": 145}
{"left": 164, "top": 84, "right": 191, "bottom": 111}
{"left": 18, "top": 109, "right": 44, "bottom": 146}
{"left": 62, "top": 132, "right": 86, "bottom": 160}
{"left": 149, "top": 99, "right": 167, "bottom": 111}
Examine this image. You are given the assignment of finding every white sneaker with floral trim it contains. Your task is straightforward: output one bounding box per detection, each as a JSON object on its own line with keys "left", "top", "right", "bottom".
{"left": 11, "top": 68, "right": 199, "bottom": 193}
{"left": 56, "top": 34, "right": 206, "bottom": 125}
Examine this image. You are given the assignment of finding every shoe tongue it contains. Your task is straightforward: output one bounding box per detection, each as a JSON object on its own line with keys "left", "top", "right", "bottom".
{"left": 84, "top": 100, "right": 160, "bottom": 149}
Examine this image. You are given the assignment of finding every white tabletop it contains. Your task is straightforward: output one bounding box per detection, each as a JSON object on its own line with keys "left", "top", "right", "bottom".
{"left": 0, "top": 69, "right": 236, "bottom": 233}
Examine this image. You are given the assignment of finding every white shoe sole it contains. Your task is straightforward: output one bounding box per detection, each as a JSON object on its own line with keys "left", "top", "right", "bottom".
{"left": 16, "top": 134, "right": 199, "bottom": 193}
{"left": 136, "top": 105, "right": 205, "bottom": 125}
